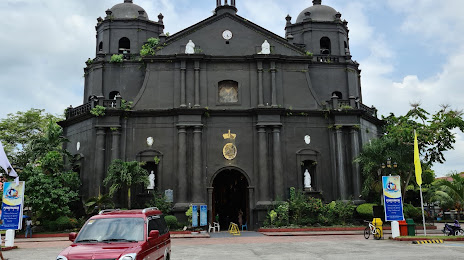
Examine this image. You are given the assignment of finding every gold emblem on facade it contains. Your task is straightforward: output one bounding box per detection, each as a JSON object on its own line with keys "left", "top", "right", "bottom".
{"left": 223, "top": 130, "right": 237, "bottom": 160}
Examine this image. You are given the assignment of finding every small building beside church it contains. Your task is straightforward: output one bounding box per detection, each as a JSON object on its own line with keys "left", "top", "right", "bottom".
{"left": 60, "top": 0, "right": 382, "bottom": 229}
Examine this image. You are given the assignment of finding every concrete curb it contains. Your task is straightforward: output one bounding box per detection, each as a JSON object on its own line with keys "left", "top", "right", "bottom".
{"left": 394, "top": 237, "right": 464, "bottom": 242}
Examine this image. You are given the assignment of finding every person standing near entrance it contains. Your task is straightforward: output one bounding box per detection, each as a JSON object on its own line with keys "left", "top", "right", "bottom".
{"left": 238, "top": 209, "right": 243, "bottom": 227}
{"left": 25, "top": 218, "right": 32, "bottom": 238}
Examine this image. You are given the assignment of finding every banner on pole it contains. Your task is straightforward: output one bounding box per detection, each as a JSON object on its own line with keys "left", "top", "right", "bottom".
{"left": 200, "top": 205, "right": 207, "bottom": 227}
{"left": 382, "top": 176, "right": 404, "bottom": 222}
{"left": 192, "top": 205, "right": 198, "bottom": 228}
{"left": 0, "top": 181, "right": 25, "bottom": 230}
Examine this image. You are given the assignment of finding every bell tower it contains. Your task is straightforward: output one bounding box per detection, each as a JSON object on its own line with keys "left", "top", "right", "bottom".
{"left": 285, "top": 0, "right": 350, "bottom": 56}
{"left": 215, "top": 0, "right": 238, "bottom": 15}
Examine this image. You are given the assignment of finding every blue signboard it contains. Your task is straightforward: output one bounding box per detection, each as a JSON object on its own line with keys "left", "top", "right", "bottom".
{"left": 192, "top": 205, "right": 198, "bottom": 227}
{"left": 382, "top": 176, "right": 404, "bottom": 222}
{"left": 0, "top": 181, "right": 25, "bottom": 230}
{"left": 200, "top": 205, "right": 207, "bottom": 227}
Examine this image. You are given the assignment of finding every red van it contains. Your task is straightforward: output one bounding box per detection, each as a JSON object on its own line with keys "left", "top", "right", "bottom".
{"left": 57, "top": 207, "right": 171, "bottom": 260}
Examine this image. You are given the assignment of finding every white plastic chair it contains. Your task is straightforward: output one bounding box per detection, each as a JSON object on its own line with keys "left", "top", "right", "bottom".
{"left": 208, "top": 223, "right": 215, "bottom": 233}
{"left": 213, "top": 222, "right": 220, "bottom": 232}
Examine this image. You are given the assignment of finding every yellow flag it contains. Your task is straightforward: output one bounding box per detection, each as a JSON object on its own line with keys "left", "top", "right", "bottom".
{"left": 414, "top": 130, "right": 422, "bottom": 186}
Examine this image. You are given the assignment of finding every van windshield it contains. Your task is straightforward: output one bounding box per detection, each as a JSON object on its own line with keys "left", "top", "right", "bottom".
{"left": 75, "top": 218, "right": 144, "bottom": 243}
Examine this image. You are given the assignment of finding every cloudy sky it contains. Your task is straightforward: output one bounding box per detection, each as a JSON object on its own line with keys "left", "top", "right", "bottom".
{"left": 1, "top": 0, "right": 463, "bottom": 177}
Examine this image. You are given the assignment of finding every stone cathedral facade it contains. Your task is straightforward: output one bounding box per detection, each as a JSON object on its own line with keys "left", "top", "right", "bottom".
{"left": 60, "top": 0, "right": 382, "bottom": 228}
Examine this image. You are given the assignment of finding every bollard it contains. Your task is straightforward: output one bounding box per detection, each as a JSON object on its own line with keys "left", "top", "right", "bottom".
{"left": 391, "top": 221, "right": 400, "bottom": 238}
{"left": 5, "top": 229, "right": 15, "bottom": 247}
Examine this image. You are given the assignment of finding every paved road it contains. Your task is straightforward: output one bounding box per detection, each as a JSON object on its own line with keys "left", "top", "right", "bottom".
{"left": 4, "top": 232, "right": 464, "bottom": 260}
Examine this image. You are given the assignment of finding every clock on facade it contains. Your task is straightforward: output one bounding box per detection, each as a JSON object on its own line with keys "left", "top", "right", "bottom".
{"left": 222, "top": 30, "right": 233, "bottom": 40}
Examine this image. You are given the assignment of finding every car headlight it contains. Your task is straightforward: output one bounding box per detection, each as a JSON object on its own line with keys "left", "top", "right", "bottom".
{"left": 57, "top": 256, "right": 68, "bottom": 260}
{"left": 119, "top": 253, "right": 137, "bottom": 260}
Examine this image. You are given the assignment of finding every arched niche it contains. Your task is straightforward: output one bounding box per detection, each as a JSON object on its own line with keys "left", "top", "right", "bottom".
{"left": 320, "top": 37, "right": 331, "bottom": 55}
{"left": 296, "top": 149, "right": 320, "bottom": 191}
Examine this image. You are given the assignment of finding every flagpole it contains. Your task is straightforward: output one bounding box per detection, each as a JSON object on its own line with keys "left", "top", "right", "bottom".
{"left": 414, "top": 130, "right": 426, "bottom": 236}
{"left": 419, "top": 184, "right": 426, "bottom": 236}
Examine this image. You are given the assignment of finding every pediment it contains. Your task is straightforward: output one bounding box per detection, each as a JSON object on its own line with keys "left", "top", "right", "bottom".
{"left": 156, "top": 13, "right": 305, "bottom": 57}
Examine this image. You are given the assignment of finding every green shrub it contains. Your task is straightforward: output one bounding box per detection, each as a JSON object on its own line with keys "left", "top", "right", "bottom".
{"left": 356, "top": 203, "right": 377, "bottom": 220}
{"left": 268, "top": 210, "right": 277, "bottom": 226}
{"left": 145, "top": 191, "right": 172, "bottom": 215}
{"left": 140, "top": 37, "right": 160, "bottom": 57}
{"left": 164, "top": 215, "right": 178, "bottom": 230}
{"left": 53, "top": 216, "right": 78, "bottom": 231}
{"left": 288, "top": 189, "right": 324, "bottom": 226}
{"left": 43, "top": 220, "right": 58, "bottom": 231}
{"left": 321, "top": 201, "right": 356, "bottom": 225}
{"left": 403, "top": 203, "right": 421, "bottom": 221}
{"left": 275, "top": 202, "right": 289, "bottom": 227}
{"left": 90, "top": 105, "right": 106, "bottom": 117}
{"left": 185, "top": 206, "right": 192, "bottom": 224}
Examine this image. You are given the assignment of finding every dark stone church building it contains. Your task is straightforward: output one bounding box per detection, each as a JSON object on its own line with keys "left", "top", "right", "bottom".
{"left": 60, "top": 0, "right": 381, "bottom": 228}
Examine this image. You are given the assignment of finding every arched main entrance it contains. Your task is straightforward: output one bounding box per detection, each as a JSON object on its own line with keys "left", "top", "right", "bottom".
{"left": 212, "top": 168, "right": 249, "bottom": 229}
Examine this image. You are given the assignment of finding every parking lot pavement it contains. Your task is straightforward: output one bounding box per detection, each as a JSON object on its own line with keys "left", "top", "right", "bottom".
{"left": 171, "top": 234, "right": 464, "bottom": 260}
{"left": 0, "top": 224, "right": 455, "bottom": 260}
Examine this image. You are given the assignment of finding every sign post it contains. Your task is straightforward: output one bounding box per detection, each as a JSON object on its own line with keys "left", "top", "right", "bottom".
{"left": 192, "top": 205, "right": 198, "bottom": 228}
{"left": 0, "top": 181, "right": 25, "bottom": 247}
{"left": 0, "top": 181, "right": 25, "bottom": 230}
{"left": 200, "top": 205, "right": 207, "bottom": 227}
{"left": 382, "top": 176, "right": 404, "bottom": 222}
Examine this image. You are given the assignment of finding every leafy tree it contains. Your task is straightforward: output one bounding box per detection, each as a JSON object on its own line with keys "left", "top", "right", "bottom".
{"left": 0, "top": 109, "right": 60, "bottom": 160}
{"left": 433, "top": 173, "right": 464, "bottom": 219}
{"left": 356, "top": 104, "right": 464, "bottom": 202}
{"left": 103, "top": 160, "right": 149, "bottom": 209}
{"left": 0, "top": 112, "right": 80, "bottom": 221}
{"left": 21, "top": 153, "right": 80, "bottom": 220}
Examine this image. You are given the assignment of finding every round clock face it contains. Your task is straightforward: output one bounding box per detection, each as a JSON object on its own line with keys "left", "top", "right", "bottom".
{"left": 222, "top": 30, "right": 233, "bottom": 40}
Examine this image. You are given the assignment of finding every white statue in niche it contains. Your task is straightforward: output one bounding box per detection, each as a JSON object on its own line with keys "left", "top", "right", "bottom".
{"left": 258, "top": 40, "right": 271, "bottom": 54}
{"left": 185, "top": 40, "right": 195, "bottom": 54}
{"left": 147, "top": 171, "right": 155, "bottom": 190}
{"left": 304, "top": 169, "right": 311, "bottom": 188}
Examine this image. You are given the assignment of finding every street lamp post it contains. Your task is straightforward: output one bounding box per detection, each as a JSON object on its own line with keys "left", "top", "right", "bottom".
{"left": 380, "top": 158, "right": 398, "bottom": 206}
{"left": 381, "top": 158, "right": 397, "bottom": 175}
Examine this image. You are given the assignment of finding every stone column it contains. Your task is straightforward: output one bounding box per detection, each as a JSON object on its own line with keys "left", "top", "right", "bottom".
{"left": 257, "top": 61, "right": 264, "bottom": 107}
{"left": 177, "top": 126, "right": 187, "bottom": 202}
{"left": 258, "top": 126, "right": 269, "bottom": 201}
{"left": 271, "top": 61, "right": 277, "bottom": 107}
{"left": 336, "top": 128, "right": 347, "bottom": 200}
{"left": 207, "top": 187, "right": 214, "bottom": 223}
{"left": 273, "top": 126, "right": 283, "bottom": 199}
{"left": 194, "top": 60, "right": 200, "bottom": 107}
{"left": 95, "top": 127, "right": 106, "bottom": 195}
{"left": 192, "top": 126, "right": 203, "bottom": 202}
{"left": 111, "top": 128, "right": 121, "bottom": 161}
{"left": 180, "top": 60, "right": 187, "bottom": 108}
{"left": 248, "top": 186, "right": 255, "bottom": 229}
{"left": 351, "top": 127, "right": 361, "bottom": 199}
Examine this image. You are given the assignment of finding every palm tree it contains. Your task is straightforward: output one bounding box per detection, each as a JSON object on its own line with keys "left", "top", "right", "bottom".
{"left": 433, "top": 173, "right": 464, "bottom": 220}
{"left": 84, "top": 193, "right": 115, "bottom": 215}
{"left": 103, "top": 159, "right": 149, "bottom": 209}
